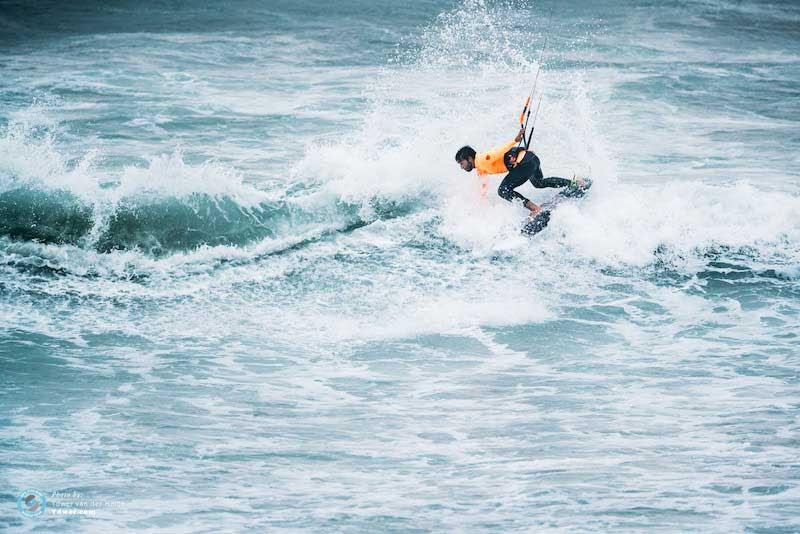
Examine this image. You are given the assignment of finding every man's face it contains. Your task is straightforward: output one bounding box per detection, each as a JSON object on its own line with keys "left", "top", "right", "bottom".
{"left": 458, "top": 157, "right": 474, "bottom": 172}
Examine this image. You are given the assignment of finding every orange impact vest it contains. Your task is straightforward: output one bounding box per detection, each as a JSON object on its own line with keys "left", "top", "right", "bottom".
{"left": 474, "top": 137, "right": 525, "bottom": 196}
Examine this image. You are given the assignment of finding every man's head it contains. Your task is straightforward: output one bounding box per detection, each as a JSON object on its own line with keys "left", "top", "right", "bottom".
{"left": 455, "top": 145, "right": 476, "bottom": 172}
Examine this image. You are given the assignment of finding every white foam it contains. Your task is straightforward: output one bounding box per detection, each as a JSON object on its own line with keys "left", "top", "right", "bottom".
{"left": 286, "top": 0, "right": 799, "bottom": 273}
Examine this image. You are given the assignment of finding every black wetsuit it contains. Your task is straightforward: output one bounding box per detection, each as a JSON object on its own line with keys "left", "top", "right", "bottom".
{"left": 497, "top": 149, "right": 571, "bottom": 204}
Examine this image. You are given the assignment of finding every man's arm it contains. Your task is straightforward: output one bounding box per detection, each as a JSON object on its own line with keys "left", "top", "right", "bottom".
{"left": 493, "top": 128, "right": 525, "bottom": 157}
{"left": 479, "top": 128, "right": 525, "bottom": 166}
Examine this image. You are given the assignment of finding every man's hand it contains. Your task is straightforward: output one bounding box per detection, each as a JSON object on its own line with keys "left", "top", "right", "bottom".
{"left": 515, "top": 127, "right": 525, "bottom": 143}
{"left": 524, "top": 200, "right": 542, "bottom": 217}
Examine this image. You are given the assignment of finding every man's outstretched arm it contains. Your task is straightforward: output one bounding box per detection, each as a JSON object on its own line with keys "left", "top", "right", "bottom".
{"left": 477, "top": 128, "right": 525, "bottom": 171}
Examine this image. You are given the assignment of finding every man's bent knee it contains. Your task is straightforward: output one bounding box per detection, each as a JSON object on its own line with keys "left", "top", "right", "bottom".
{"left": 497, "top": 185, "right": 514, "bottom": 201}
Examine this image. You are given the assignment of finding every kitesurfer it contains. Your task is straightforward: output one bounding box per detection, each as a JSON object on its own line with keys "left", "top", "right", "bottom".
{"left": 455, "top": 128, "right": 585, "bottom": 216}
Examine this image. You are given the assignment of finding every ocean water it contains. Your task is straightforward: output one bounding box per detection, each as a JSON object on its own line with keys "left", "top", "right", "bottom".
{"left": 1, "top": 0, "right": 799, "bottom": 531}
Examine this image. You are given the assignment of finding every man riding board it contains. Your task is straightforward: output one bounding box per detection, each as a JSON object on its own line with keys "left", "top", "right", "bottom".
{"left": 455, "top": 128, "right": 585, "bottom": 216}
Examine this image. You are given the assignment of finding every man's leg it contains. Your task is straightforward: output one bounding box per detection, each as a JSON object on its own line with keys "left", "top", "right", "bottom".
{"left": 530, "top": 167, "right": 572, "bottom": 188}
{"left": 497, "top": 168, "right": 532, "bottom": 204}
{"left": 527, "top": 155, "right": 571, "bottom": 188}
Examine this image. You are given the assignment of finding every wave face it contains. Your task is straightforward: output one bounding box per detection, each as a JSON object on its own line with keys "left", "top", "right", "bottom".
{"left": 0, "top": 182, "right": 294, "bottom": 253}
{"left": 2, "top": 1, "right": 799, "bottom": 532}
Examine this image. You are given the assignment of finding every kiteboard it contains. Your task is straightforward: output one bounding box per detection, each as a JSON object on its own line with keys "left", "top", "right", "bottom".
{"left": 521, "top": 178, "right": 592, "bottom": 236}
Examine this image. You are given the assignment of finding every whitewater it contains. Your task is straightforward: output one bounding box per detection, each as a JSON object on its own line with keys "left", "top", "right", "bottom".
{"left": 1, "top": 0, "right": 799, "bottom": 531}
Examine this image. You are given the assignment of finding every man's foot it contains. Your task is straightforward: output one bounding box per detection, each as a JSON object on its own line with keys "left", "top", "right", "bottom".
{"left": 524, "top": 199, "right": 542, "bottom": 217}
{"left": 562, "top": 175, "right": 592, "bottom": 198}
{"left": 571, "top": 174, "right": 588, "bottom": 189}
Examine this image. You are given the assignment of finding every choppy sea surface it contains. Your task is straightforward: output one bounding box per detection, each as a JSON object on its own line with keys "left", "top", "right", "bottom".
{"left": 1, "top": 0, "right": 799, "bottom": 531}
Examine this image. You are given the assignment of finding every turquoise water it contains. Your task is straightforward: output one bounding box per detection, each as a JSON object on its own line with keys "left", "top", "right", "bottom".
{"left": 1, "top": 0, "right": 799, "bottom": 531}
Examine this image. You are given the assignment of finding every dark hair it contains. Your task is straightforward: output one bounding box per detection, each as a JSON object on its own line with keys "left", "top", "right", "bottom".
{"left": 455, "top": 145, "right": 476, "bottom": 162}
